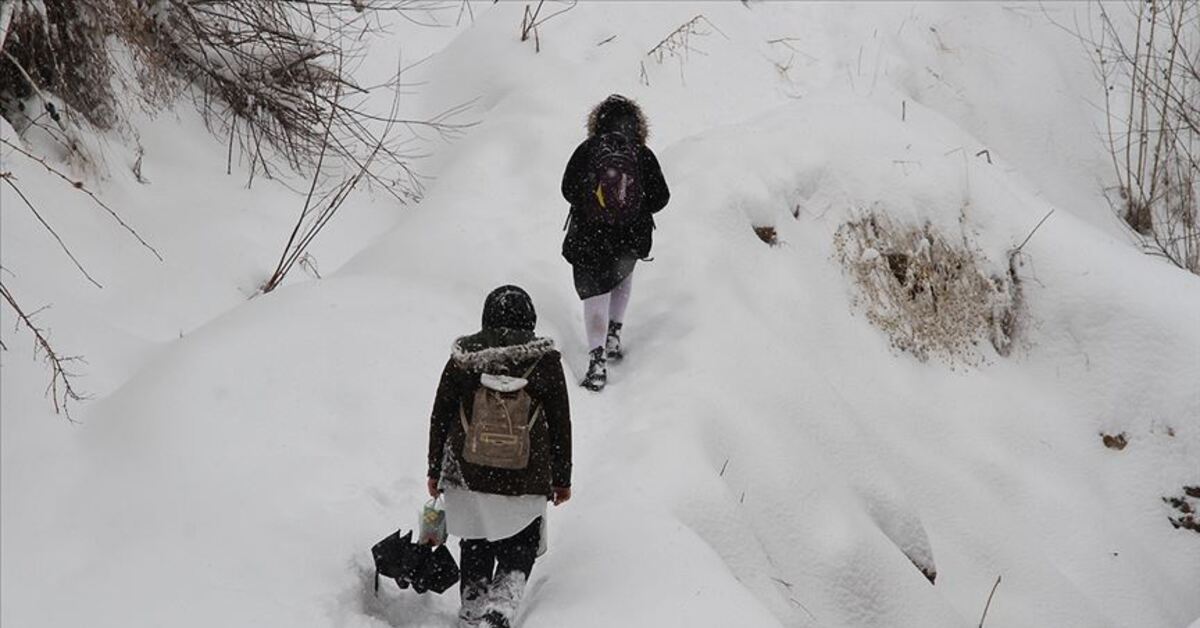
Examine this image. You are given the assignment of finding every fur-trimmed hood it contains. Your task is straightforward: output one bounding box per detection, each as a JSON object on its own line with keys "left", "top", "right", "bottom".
{"left": 587, "top": 94, "right": 648, "bottom": 144}
{"left": 451, "top": 334, "right": 557, "bottom": 374}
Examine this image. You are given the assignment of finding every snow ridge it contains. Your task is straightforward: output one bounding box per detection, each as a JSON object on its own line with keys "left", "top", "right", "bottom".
{"left": 3, "top": 3, "right": 1199, "bottom": 628}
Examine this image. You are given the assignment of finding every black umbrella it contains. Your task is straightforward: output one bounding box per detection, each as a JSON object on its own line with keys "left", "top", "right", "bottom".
{"left": 372, "top": 529, "right": 422, "bottom": 592}
{"left": 410, "top": 544, "right": 460, "bottom": 594}
{"left": 371, "top": 529, "right": 459, "bottom": 595}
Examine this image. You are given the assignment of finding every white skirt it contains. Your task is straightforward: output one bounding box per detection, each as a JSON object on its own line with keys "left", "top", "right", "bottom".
{"left": 442, "top": 486, "right": 547, "bottom": 542}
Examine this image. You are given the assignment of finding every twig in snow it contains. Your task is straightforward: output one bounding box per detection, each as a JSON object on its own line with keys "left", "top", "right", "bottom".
{"left": 520, "top": 0, "right": 577, "bottom": 52}
{"left": 648, "top": 15, "right": 729, "bottom": 60}
{"left": 646, "top": 15, "right": 727, "bottom": 84}
{"left": 977, "top": 575, "right": 1001, "bottom": 627}
{"left": 766, "top": 38, "right": 818, "bottom": 62}
{"left": 719, "top": 458, "right": 729, "bottom": 477}
{"left": 132, "top": 145, "right": 148, "bottom": 184}
{"left": 787, "top": 595, "right": 817, "bottom": 622}
{"left": 1013, "top": 209, "right": 1055, "bottom": 254}
{"left": 298, "top": 253, "right": 321, "bottom": 279}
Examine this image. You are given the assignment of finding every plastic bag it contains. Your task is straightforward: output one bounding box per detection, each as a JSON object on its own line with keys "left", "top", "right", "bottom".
{"left": 417, "top": 497, "right": 447, "bottom": 546}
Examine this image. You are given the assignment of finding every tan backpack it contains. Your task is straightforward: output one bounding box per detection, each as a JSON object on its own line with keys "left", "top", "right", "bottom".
{"left": 459, "top": 361, "right": 543, "bottom": 470}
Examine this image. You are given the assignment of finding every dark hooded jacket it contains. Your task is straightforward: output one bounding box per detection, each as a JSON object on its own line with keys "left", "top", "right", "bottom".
{"left": 561, "top": 96, "right": 670, "bottom": 268}
{"left": 427, "top": 287, "right": 572, "bottom": 497}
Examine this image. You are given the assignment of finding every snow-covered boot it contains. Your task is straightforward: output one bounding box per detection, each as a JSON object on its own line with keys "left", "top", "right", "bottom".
{"left": 480, "top": 571, "right": 526, "bottom": 628}
{"left": 458, "top": 579, "right": 488, "bottom": 627}
{"left": 581, "top": 347, "right": 607, "bottom": 391}
{"left": 605, "top": 321, "right": 624, "bottom": 361}
{"left": 480, "top": 611, "right": 510, "bottom": 628}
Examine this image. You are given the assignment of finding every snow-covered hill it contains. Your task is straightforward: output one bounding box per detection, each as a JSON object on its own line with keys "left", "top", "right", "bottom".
{"left": 3, "top": 3, "right": 1198, "bottom": 628}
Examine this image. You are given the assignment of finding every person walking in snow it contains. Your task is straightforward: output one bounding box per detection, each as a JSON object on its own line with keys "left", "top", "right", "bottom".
{"left": 561, "top": 94, "right": 670, "bottom": 391}
{"left": 426, "top": 285, "right": 572, "bottom": 628}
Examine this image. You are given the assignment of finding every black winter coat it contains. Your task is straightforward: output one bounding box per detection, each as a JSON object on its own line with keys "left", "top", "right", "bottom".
{"left": 427, "top": 330, "right": 572, "bottom": 497}
{"left": 560, "top": 138, "right": 670, "bottom": 268}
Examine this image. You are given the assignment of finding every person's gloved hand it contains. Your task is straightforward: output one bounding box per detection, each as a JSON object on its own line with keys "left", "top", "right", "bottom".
{"left": 552, "top": 486, "right": 571, "bottom": 506}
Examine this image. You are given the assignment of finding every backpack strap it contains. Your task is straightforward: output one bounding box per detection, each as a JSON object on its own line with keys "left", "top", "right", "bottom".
{"left": 522, "top": 357, "right": 545, "bottom": 428}
{"left": 528, "top": 402, "right": 545, "bottom": 429}
{"left": 520, "top": 357, "right": 543, "bottom": 380}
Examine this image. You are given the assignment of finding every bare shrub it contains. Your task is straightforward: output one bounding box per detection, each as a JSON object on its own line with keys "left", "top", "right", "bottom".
{"left": 1088, "top": 1, "right": 1199, "bottom": 273}
{"left": 834, "top": 211, "right": 1020, "bottom": 365}
{"left": 146, "top": 1, "right": 468, "bottom": 194}
{"left": 0, "top": 1, "right": 121, "bottom": 130}
{"left": 1, "top": 1, "right": 468, "bottom": 197}
{"left": 0, "top": 0, "right": 466, "bottom": 417}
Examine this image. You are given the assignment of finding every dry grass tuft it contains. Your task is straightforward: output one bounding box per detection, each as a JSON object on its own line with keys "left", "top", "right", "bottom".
{"left": 834, "top": 210, "right": 1021, "bottom": 365}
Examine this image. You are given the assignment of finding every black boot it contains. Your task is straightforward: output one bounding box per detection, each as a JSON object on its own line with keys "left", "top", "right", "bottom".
{"left": 581, "top": 347, "right": 607, "bottom": 391}
{"left": 605, "top": 321, "right": 624, "bottom": 361}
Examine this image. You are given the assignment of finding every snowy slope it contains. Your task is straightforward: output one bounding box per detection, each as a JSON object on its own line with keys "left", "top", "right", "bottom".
{"left": 3, "top": 3, "right": 1199, "bottom": 628}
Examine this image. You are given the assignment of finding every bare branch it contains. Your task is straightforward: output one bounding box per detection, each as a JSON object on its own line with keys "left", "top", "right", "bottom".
{"left": 0, "top": 137, "right": 163, "bottom": 261}
{"left": 0, "top": 173, "right": 103, "bottom": 288}
{"left": 0, "top": 281, "right": 86, "bottom": 421}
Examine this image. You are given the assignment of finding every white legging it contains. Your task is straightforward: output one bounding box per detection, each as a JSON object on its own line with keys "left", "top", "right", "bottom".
{"left": 583, "top": 273, "right": 633, "bottom": 351}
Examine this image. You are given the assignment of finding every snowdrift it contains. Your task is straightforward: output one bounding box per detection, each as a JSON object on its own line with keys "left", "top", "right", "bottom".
{"left": 3, "top": 3, "right": 1198, "bottom": 628}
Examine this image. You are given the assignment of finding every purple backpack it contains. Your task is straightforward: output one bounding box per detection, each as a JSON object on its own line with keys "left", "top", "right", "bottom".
{"left": 586, "top": 132, "right": 642, "bottom": 225}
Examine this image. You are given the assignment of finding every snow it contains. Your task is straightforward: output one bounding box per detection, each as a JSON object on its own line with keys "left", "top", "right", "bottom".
{"left": 3, "top": 2, "right": 1199, "bottom": 628}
